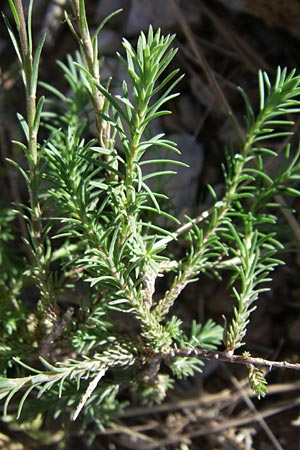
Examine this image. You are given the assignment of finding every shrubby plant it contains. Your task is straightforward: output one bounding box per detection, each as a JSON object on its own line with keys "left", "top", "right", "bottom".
{"left": 1, "top": 0, "right": 300, "bottom": 432}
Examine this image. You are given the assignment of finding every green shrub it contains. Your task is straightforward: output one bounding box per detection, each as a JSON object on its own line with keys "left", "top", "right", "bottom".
{"left": 1, "top": 0, "right": 300, "bottom": 433}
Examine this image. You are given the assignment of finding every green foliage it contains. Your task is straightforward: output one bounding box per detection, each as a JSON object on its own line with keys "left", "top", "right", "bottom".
{"left": 169, "top": 319, "right": 223, "bottom": 379}
{"left": 1, "top": 0, "right": 300, "bottom": 435}
{"left": 244, "top": 352, "right": 268, "bottom": 399}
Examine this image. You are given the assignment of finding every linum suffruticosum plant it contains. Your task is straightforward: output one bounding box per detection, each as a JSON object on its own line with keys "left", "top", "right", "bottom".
{"left": 1, "top": 0, "right": 300, "bottom": 430}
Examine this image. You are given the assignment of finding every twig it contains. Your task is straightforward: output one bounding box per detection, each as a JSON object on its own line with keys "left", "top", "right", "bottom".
{"left": 275, "top": 194, "right": 300, "bottom": 246}
{"left": 163, "top": 347, "right": 300, "bottom": 372}
{"left": 199, "top": 1, "right": 271, "bottom": 73}
{"left": 155, "top": 397, "right": 300, "bottom": 449}
{"left": 152, "top": 206, "right": 213, "bottom": 251}
{"left": 119, "top": 380, "right": 300, "bottom": 418}
{"left": 72, "top": 367, "right": 106, "bottom": 421}
{"left": 39, "top": 307, "right": 74, "bottom": 358}
{"left": 224, "top": 366, "right": 284, "bottom": 450}
{"left": 103, "top": 396, "right": 300, "bottom": 450}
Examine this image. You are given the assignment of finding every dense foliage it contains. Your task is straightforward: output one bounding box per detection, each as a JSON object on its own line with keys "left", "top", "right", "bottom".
{"left": 1, "top": 0, "right": 300, "bottom": 434}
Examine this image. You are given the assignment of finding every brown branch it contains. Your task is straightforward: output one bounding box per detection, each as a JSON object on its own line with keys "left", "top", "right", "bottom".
{"left": 224, "top": 366, "right": 284, "bottom": 450}
{"left": 152, "top": 206, "right": 213, "bottom": 251}
{"left": 39, "top": 307, "right": 74, "bottom": 359}
{"left": 162, "top": 347, "right": 300, "bottom": 371}
{"left": 119, "top": 381, "right": 300, "bottom": 418}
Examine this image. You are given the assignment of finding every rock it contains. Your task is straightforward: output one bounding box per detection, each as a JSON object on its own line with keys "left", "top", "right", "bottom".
{"left": 142, "top": 133, "right": 204, "bottom": 217}
{"left": 97, "top": 28, "right": 123, "bottom": 55}
{"left": 124, "top": 0, "right": 202, "bottom": 35}
{"left": 177, "top": 94, "right": 202, "bottom": 133}
{"left": 217, "top": 0, "right": 300, "bottom": 36}
{"left": 95, "top": 0, "right": 126, "bottom": 31}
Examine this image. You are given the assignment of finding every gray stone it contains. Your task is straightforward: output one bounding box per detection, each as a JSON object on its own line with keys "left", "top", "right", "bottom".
{"left": 143, "top": 133, "right": 204, "bottom": 216}
{"left": 97, "top": 28, "right": 123, "bottom": 55}
{"left": 125, "top": 0, "right": 202, "bottom": 35}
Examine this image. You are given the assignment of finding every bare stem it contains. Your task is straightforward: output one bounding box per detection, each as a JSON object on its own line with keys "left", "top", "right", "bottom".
{"left": 163, "top": 347, "right": 300, "bottom": 372}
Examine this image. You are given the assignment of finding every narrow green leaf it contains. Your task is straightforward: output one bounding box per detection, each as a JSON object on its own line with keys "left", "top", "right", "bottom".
{"left": 2, "top": 14, "right": 22, "bottom": 64}
{"left": 258, "top": 70, "right": 265, "bottom": 110}
{"left": 6, "top": 158, "right": 29, "bottom": 184}
{"left": 32, "top": 96, "right": 45, "bottom": 135}
{"left": 64, "top": 11, "right": 81, "bottom": 43}
{"left": 7, "top": 0, "right": 20, "bottom": 28}
{"left": 17, "top": 385, "right": 36, "bottom": 419}
{"left": 92, "top": 9, "right": 123, "bottom": 45}
{"left": 31, "top": 33, "right": 46, "bottom": 95}
{"left": 27, "top": 0, "right": 34, "bottom": 54}
{"left": 4, "top": 381, "right": 28, "bottom": 417}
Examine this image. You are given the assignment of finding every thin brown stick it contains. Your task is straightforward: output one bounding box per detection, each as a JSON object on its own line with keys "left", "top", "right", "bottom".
{"left": 275, "top": 194, "right": 300, "bottom": 246}
{"left": 152, "top": 206, "right": 213, "bottom": 251}
{"left": 163, "top": 347, "right": 300, "bottom": 372}
{"left": 160, "top": 398, "right": 300, "bottom": 449}
{"left": 225, "top": 367, "right": 284, "bottom": 450}
{"left": 119, "top": 381, "right": 300, "bottom": 418}
{"left": 199, "top": 1, "right": 271, "bottom": 73}
{"left": 102, "top": 397, "right": 300, "bottom": 449}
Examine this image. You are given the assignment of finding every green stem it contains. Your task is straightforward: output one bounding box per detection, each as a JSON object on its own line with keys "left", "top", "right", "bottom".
{"left": 70, "top": 0, "right": 106, "bottom": 145}
{"left": 153, "top": 121, "right": 262, "bottom": 321}
{"left": 13, "top": 0, "right": 55, "bottom": 307}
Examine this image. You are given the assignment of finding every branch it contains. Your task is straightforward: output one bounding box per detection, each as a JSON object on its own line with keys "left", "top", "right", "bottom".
{"left": 162, "top": 347, "right": 300, "bottom": 371}
{"left": 152, "top": 206, "right": 213, "bottom": 251}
